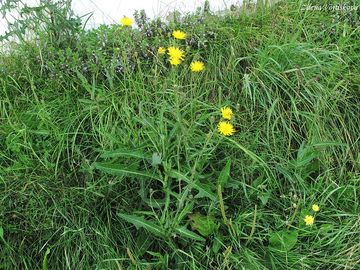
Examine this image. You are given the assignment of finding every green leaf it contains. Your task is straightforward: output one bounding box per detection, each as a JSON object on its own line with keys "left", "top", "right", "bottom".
{"left": 168, "top": 170, "right": 216, "bottom": 201}
{"left": 135, "top": 234, "right": 153, "bottom": 256}
{"left": 218, "top": 159, "right": 231, "bottom": 187}
{"left": 176, "top": 201, "right": 194, "bottom": 223}
{"left": 118, "top": 213, "right": 165, "bottom": 237}
{"left": 94, "top": 162, "right": 162, "bottom": 181}
{"left": 42, "top": 248, "right": 51, "bottom": 270}
{"left": 193, "top": 183, "right": 217, "bottom": 200}
{"left": 190, "top": 213, "right": 218, "bottom": 237}
{"left": 269, "top": 230, "right": 298, "bottom": 252}
{"left": 100, "top": 148, "right": 151, "bottom": 160}
{"left": 211, "top": 236, "right": 223, "bottom": 253}
{"left": 259, "top": 192, "right": 270, "bottom": 205}
{"left": 312, "top": 141, "right": 347, "bottom": 148}
{"left": 175, "top": 227, "right": 205, "bottom": 242}
{"left": 294, "top": 142, "right": 320, "bottom": 168}
{"left": 0, "top": 227, "right": 4, "bottom": 241}
{"left": 319, "top": 224, "right": 334, "bottom": 234}
{"left": 139, "top": 179, "right": 165, "bottom": 208}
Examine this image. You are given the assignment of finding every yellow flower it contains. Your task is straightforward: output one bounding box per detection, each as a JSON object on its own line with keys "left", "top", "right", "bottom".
{"left": 172, "top": 30, "right": 186, "bottom": 40}
{"left": 167, "top": 46, "right": 185, "bottom": 66}
{"left": 190, "top": 61, "right": 205, "bottom": 72}
{"left": 218, "top": 121, "right": 235, "bottom": 136}
{"left": 220, "top": 107, "right": 233, "bottom": 120}
{"left": 158, "top": 47, "right": 166, "bottom": 55}
{"left": 120, "top": 16, "right": 133, "bottom": 26}
{"left": 169, "top": 57, "right": 182, "bottom": 66}
{"left": 168, "top": 46, "right": 185, "bottom": 61}
{"left": 312, "top": 204, "right": 320, "bottom": 212}
{"left": 304, "top": 215, "right": 314, "bottom": 226}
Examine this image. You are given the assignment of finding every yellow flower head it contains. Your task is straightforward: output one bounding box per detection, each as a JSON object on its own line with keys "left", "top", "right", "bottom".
{"left": 168, "top": 46, "right": 185, "bottom": 61}
{"left": 190, "top": 61, "right": 205, "bottom": 72}
{"left": 218, "top": 121, "right": 235, "bottom": 136}
{"left": 120, "top": 16, "right": 133, "bottom": 26}
{"left": 220, "top": 107, "right": 233, "bottom": 120}
{"left": 158, "top": 47, "right": 166, "bottom": 55}
{"left": 312, "top": 204, "right": 320, "bottom": 212}
{"left": 169, "top": 57, "right": 182, "bottom": 66}
{"left": 172, "top": 30, "right": 186, "bottom": 40}
{"left": 304, "top": 215, "right": 314, "bottom": 226}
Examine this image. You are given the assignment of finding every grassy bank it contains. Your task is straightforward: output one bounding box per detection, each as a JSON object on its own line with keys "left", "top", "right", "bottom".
{"left": 0, "top": 0, "right": 359, "bottom": 269}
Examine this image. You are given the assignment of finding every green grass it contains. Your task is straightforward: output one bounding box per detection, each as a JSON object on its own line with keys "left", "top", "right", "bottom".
{"left": 1, "top": 0, "right": 359, "bottom": 269}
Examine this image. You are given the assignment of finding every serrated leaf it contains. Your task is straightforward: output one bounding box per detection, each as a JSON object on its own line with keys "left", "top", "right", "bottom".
{"left": 269, "top": 230, "right": 298, "bottom": 252}
{"left": 118, "top": 213, "right": 165, "bottom": 237}
{"left": 218, "top": 159, "right": 231, "bottom": 187}
{"left": 175, "top": 227, "right": 205, "bottom": 242}
{"left": 94, "top": 162, "right": 162, "bottom": 181}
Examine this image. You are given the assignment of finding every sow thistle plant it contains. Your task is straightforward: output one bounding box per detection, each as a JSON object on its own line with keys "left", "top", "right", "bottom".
{"left": 116, "top": 16, "right": 234, "bottom": 143}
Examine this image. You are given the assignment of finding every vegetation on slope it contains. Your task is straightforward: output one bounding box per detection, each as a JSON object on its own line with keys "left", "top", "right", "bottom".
{"left": 0, "top": 0, "right": 359, "bottom": 269}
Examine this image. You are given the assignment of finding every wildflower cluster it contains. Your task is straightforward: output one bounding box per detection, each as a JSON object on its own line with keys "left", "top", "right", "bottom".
{"left": 155, "top": 29, "right": 205, "bottom": 71}
{"left": 304, "top": 204, "right": 320, "bottom": 226}
{"left": 218, "top": 107, "right": 235, "bottom": 136}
